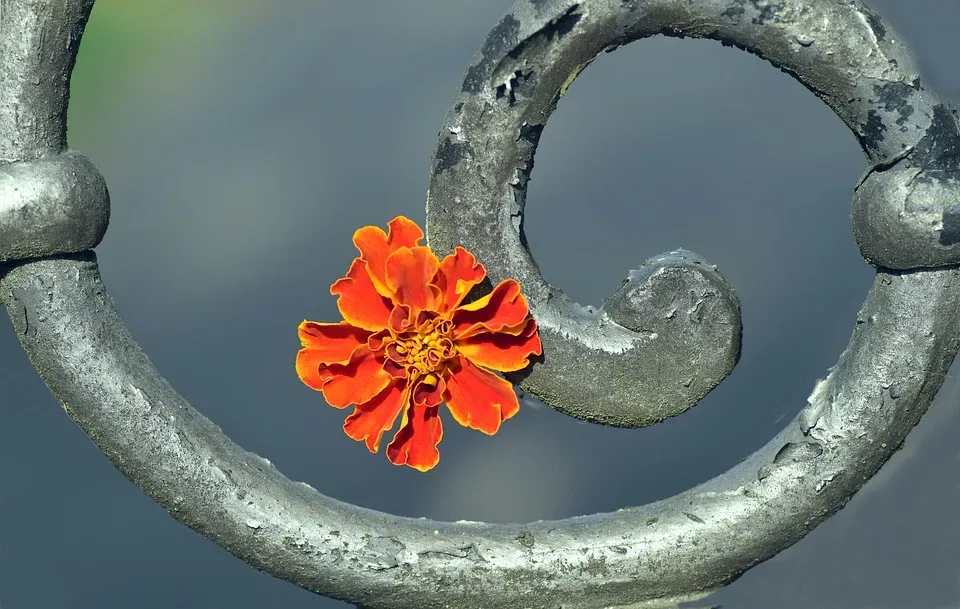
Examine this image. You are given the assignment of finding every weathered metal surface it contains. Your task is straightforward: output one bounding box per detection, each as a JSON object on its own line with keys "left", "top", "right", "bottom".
{"left": 2, "top": 1, "right": 959, "bottom": 608}
{"left": 0, "top": 151, "right": 110, "bottom": 263}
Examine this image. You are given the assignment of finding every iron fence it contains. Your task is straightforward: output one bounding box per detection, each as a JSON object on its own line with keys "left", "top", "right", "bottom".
{"left": 2, "top": 0, "right": 958, "bottom": 607}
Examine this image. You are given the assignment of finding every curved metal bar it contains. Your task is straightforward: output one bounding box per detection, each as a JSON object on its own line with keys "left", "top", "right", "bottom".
{"left": 4, "top": 255, "right": 959, "bottom": 608}
{"left": 3, "top": 1, "right": 960, "bottom": 608}
{"left": 0, "top": 0, "right": 94, "bottom": 163}
{"left": 425, "top": 0, "right": 953, "bottom": 425}
{"left": 0, "top": 0, "right": 107, "bottom": 261}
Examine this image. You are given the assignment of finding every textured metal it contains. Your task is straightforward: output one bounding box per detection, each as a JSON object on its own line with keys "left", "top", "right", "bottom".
{"left": 0, "top": 0, "right": 94, "bottom": 164}
{"left": 2, "top": 1, "right": 960, "bottom": 609}
{"left": 0, "top": 0, "right": 106, "bottom": 261}
{"left": 592, "top": 248, "right": 741, "bottom": 426}
{"left": 5, "top": 254, "right": 959, "bottom": 608}
{"left": 0, "top": 150, "right": 110, "bottom": 263}
{"left": 425, "top": 0, "right": 955, "bottom": 426}
{"left": 852, "top": 155, "right": 960, "bottom": 270}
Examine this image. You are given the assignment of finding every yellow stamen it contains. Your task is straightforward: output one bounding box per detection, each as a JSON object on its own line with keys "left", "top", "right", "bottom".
{"left": 388, "top": 315, "right": 458, "bottom": 378}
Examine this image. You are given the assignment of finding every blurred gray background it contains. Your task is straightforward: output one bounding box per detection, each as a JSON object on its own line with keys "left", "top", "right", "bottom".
{"left": 2, "top": 1, "right": 960, "bottom": 607}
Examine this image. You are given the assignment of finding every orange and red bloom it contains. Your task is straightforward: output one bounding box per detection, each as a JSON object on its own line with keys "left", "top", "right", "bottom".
{"left": 296, "top": 216, "right": 542, "bottom": 471}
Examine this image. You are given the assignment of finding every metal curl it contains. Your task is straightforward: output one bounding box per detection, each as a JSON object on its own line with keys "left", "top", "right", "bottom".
{"left": 2, "top": 1, "right": 960, "bottom": 609}
{"left": 425, "top": 0, "right": 956, "bottom": 425}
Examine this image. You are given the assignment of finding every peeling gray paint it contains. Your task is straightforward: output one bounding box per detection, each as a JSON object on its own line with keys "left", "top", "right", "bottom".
{"left": 427, "top": 0, "right": 956, "bottom": 424}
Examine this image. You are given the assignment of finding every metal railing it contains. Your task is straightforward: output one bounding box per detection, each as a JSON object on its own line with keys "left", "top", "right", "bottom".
{"left": 2, "top": 1, "right": 959, "bottom": 607}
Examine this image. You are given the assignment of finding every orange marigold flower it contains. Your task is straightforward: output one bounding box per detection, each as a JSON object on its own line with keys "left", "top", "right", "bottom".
{"left": 296, "top": 215, "right": 542, "bottom": 471}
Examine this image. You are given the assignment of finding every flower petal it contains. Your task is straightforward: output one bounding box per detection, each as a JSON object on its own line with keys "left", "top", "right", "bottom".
{"left": 434, "top": 246, "right": 486, "bottom": 312}
{"left": 353, "top": 216, "right": 424, "bottom": 297}
{"left": 386, "top": 405, "right": 443, "bottom": 472}
{"left": 330, "top": 258, "right": 393, "bottom": 331}
{"left": 387, "top": 303, "right": 415, "bottom": 334}
{"left": 295, "top": 348, "right": 334, "bottom": 391}
{"left": 452, "top": 279, "right": 531, "bottom": 339}
{"left": 385, "top": 246, "right": 440, "bottom": 312}
{"left": 412, "top": 374, "right": 446, "bottom": 408}
{"left": 320, "top": 348, "right": 393, "bottom": 408}
{"left": 298, "top": 321, "right": 371, "bottom": 364}
{"left": 343, "top": 381, "right": 410, "bottom": 452}
{"left": 296, "top": 321, "right": 371, "bottom": 391}
{"left": 456, "top": 317, "right": 542, "bottom": 372}
{"left": 443, "top": 357, "right": 520, "bottom": 435}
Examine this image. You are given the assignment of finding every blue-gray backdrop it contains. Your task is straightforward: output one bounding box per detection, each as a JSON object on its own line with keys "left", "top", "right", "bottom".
{"left": 1, "top": 1, "right": 959, "bottom": 607}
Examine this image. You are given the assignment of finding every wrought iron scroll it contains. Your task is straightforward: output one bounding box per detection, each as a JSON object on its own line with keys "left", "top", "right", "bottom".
{"left": 2, "top": 1, "right": 959, "bottom": 608}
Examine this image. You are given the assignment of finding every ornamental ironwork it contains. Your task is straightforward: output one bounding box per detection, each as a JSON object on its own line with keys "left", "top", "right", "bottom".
{"left": 2, "top": 1, "right": 958, "bottom": 608}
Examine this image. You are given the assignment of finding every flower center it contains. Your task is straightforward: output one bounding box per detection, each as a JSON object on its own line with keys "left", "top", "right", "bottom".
{"left": 385, "top": 317, "right": 456, "bottom": 382}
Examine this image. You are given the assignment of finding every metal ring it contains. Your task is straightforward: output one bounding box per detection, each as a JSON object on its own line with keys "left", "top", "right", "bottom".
{"left": 0, "top": 150, "right": 110, "bottom": 263}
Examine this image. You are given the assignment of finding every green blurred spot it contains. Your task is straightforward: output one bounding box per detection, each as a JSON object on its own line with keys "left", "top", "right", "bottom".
{"left": 69, "top": 0, "right": 261, "bottom": 147}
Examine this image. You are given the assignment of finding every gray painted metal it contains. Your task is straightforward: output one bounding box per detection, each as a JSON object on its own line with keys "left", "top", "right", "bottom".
{"left": 0, "top": 0, "right": 93, "bottom": 164}
{"left": 425, "top": 0, "right": 958, "bottom": 427}
{"left": 853, "top": 155, "right": 960, "bottom": 269}
{"left": 0, "top": 0, "right": 107, "bottom": 260}
{"left": 2, "top": 1, "right": 959, "bottom": 608}
{"left": 0, "top": 150, "right": 109, "bottom": 263}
